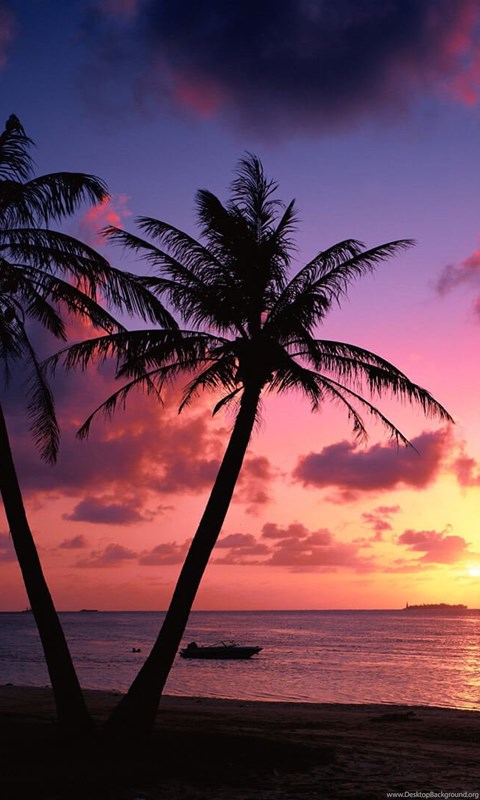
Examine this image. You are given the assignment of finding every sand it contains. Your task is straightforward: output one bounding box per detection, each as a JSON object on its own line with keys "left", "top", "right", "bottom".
{"left": 1, "top": 685, "right": 479, "bottom": 799}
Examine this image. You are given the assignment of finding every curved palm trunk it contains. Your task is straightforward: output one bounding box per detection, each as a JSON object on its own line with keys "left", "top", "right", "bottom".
{"left": 105, "top": 383, "right": 262, "bottom": 738}
{"left": 0, "top": 402, "right": 93, "bottom": 735}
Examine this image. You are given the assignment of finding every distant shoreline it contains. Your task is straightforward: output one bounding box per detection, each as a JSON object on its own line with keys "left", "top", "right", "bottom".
{"left": 3, "top": 607, "right": 479, "bottom": 613}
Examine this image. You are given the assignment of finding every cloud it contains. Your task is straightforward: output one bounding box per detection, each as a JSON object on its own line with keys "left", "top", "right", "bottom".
{"left": 77, "top": 194, "right": 132, "bottom": 246}
{"left": 8, "top": 370, "right": 225, "bottom": 503}
{"left": 398, "top": 527, "right": 470, "bottom": 563}
{"left": 138, "top": 540, "right": 190, "bottom": 565}
{"left": 75, "top": 542, "right": 137, "bottom": 568}
{"left": 58, "top": 534, "right": 88, "bottom": 549}
{"left": 0, "top": 4, "right": 15, "bottom": 69}
{"left": 261, "top": 521, "right": 331, "bottom": 544}
{"left": 214, "top": 532, "right": 270, "bottom": 564}
{"left": 81, "top": 0, "right": 480, "bottom": 136}
{"left": 361, "top": 505, "right": 401, "bottom": 541}
{"left": 0, "top": 532, "right": 16, "bottom": 563}
{"left": 436, "top": 247, "right": 480, "bottom": 318}
{"left": 452, "top": 450, "right": 480, "bottom": 487}
{"left": 63, "top": 495, "right": 150, "bottom": 525}
{"left": 234, "top": 455, "right": 276, "bottom": 511}
{"left": 293, "top": 430, "right": 450, "bottom": 497}
{"left": 214, "top": 521, "right": 374, "bottom": 571}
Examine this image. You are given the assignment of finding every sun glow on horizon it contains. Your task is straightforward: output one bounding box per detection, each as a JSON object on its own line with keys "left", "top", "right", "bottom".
{"left": 465, "top": 563, "right": 480, "bottom": 578}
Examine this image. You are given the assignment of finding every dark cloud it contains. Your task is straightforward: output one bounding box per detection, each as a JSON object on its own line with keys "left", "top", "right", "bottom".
{"left": 82, "top": 0, "right": 480, "bottom": 136}
{"left": 75, "top": 542, "right": 137, "bottom": 567}
{"left": 214, "top": 521, "right": 374, "bottom": 571}
{"left": 398, "top": 528, "right": 470, "bottom": 563}
{"left": 63, "top": 496, "right": 149, "bottom": 525}
{"left": 58, "top": 534, "right": 88, "bottom": 549}
{"left": 293, "top": 429, "right": 450, "bottom": 497}
{"left": 214, "top": 532, "right": 270, "bottom": 564}
{"left": 217, "top": 532, "right": 260, "bottom": 549}
{"left": 138, "top": 540, "right": 190, "bottom": 565}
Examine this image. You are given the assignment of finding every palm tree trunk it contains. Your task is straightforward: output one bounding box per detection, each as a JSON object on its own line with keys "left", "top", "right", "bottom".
{"left": 105, "top": 383, "right": 262, "bottom": 738}
{"left": 0, "top": 401, "right": 93, "bottom": 735}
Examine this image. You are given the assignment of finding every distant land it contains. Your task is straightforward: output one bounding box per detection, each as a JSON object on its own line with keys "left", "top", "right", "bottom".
{"left": 404, "top": 603, "right": 468, "bottom": 612}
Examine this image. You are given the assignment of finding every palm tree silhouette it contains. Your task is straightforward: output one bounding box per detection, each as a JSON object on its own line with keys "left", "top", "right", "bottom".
{"left": 0, "top": 116, "right": 175, "bottom": 733}
{"left": 58, "top": 154, "right": 452, "bottom": 737}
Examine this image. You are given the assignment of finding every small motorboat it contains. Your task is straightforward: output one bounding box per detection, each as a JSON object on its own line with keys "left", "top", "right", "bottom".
{"left": 179, "top": 640, "right": 263, "bottom": 660}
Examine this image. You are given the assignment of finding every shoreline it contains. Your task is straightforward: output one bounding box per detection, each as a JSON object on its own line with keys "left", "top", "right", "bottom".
{"left": 1, "top": 685, "right": 479, "bottom": 799}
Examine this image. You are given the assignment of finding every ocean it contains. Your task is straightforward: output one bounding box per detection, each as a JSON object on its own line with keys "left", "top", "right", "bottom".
{"left": 0, "top": 610, "right": 479, "bottom": 710}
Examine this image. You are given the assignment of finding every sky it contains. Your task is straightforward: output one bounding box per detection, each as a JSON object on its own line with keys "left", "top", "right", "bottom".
{"left": 0, "top": 0, "right": 479, "bottom": 611}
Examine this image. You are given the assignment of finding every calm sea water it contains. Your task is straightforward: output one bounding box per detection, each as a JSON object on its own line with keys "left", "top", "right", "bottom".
{"left": 1, "top": 610, "right": 479, "bottom": 710}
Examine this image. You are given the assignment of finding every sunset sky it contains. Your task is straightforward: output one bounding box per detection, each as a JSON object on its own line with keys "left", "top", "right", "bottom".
{"left": 1, "top": 0, "right": 479, "bottom": 611}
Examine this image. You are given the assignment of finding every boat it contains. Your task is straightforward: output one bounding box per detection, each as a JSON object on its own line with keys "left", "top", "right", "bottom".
{"left": 403, "top": 602, "right": 468, "bottom": 612}
{"left": 179, "top": 640, "right": 263, "bottom": 659}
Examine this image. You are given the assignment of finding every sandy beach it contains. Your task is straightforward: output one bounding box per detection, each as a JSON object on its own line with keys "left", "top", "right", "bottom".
{"left": 1, "top": 685, "right": 479, "bottom": 799}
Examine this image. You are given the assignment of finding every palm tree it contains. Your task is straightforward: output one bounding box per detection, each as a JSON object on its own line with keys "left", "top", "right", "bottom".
{"left": 57, "top": 154, "right": 452, "bottom": 737}
{"left": 0, "top": 115, "right": 175, "bottom": 733}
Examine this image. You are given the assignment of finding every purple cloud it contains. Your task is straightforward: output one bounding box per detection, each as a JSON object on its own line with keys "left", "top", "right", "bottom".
{"left": 75, "top": 543, "right": 137, "bottom": 568}
{"left": 138, "top": 540, "right": 190, "bottom": 566}
{"left": 63, "top": 496, "right": 150, "bottom": 525}
{"left": 293, "top": 430, "right": 450, "bottom": 496}
{"left": 58, "top": 534, "right": 88, "bottom": 549}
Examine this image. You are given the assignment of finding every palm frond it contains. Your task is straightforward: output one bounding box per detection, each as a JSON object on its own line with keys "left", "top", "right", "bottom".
{"left": 294, "top": 338, "right": 453, "bottom": 424}
{"left": 19, "top": 327, "right": 60, "bottom": 463}
{"left": 230, "top": 152, "right": 283, "bottom": 236}
{"left": 179, "top": 354, "right": 238, "bottom": 412}
{"left": 0, "top": 116, "right": 33, "bottom": 181}
{"left": 76, "top": 371, "right": 163, "bottom": 440}
{"left": 311, "top": 240, "right": 415, "bottom": 301}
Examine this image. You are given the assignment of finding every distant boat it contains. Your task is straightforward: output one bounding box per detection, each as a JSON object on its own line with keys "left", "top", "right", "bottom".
{"left": 180, "top": 640, "right": 263, "bottom": 660}
{"left": 79, "top": 609, "right": 99, "bottom": 613}
{"left": 404, "top": 603, "right": 468, "bottom": 612}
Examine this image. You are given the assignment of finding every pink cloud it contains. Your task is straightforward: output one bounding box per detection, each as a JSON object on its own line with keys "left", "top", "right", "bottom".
{"left": 361, "top": 505, "right": 401, "bottom": 541}
{"left": 293, "top": 430, "right": 450, "bottom": 497}
{"left": 437, "top": 248, "right": 480, "bottom": 294}
{"left": 77, "top": 194, "right": 132, "bottom": 246}
{"left": 172, "top": 72, "right": 227, "bottom": 118}
{"left": 11, "top": 374, "right": 226, "bottom": 503}
{"left": 452, "top": 453, "right": 480, "bottom": 486}
{"left": 398, "top": 528, "right": 470, "bottom": 563}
